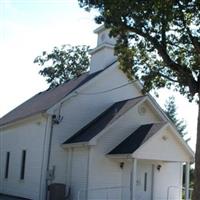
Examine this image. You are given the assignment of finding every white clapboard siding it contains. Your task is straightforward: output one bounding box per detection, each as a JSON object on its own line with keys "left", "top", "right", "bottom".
{"left": 0, "top": 116, "right": 47, "bottom": 199}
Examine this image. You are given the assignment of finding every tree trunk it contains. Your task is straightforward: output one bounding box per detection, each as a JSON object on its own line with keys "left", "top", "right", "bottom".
{"left": 192, "top": 97, "right": 200, "bottom": 200}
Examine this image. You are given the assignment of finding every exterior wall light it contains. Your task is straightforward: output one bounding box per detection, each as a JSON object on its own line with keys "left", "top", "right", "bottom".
{"left": 157, "top": 164, "right": 162, "bottom": 171}
{"left": 120, "top": 162, "right": 124, "bottom": 169}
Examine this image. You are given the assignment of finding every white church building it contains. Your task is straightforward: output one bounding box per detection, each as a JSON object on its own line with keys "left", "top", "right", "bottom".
{"left": 0, "top": 26, "right": 194, "bottom": 200}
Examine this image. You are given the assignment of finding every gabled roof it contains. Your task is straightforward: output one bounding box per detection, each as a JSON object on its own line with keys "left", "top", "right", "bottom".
{"left": 108, "top": 122, "right": 166, "bottom": 155}
{"left": 63, "top": 96, "right": 145, "bottom": 145}
{"left": 0, "top": 71, "right": 102, "bottom": 126}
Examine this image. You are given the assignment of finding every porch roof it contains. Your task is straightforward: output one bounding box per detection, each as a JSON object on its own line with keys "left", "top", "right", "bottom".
{"left": 63, "top": 96, "right": 145, "bottom": 145}
{"left": 108, "top": 122, "right": 166, "bottom": 155}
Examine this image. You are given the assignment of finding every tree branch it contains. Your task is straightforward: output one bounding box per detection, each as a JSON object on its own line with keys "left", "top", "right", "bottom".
{"left": 121, "top": 23, "right": 199, "bottom": 95}
{"left": 123, "top": 24, "right": 191, "bottom": 77}
{"left": 177, "top": 0, "right": 200, "bottom": 55}
{"left": 157, "top": 72, "right": 178, "bottom": 83}
{"left": 161, "top": 10, "right": 167, "bottom": 50}
{"left": 145, "top": 63, "right": 178, "bottom": 83}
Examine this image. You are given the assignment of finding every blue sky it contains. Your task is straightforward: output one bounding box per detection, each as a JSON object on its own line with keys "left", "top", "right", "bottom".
{"left": 0, "top": 0, "right": 198, "bottom": 150}
{"left": 0, "top": 0, "right": 98, "bottom": 113}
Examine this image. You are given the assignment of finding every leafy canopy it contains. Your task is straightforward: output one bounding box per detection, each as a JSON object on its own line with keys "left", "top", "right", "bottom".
{"left": 79, "top": 0, "right": 200, "bottom": 101}
{"left": 34, "top": 45, "right": 90, "bottom": 88}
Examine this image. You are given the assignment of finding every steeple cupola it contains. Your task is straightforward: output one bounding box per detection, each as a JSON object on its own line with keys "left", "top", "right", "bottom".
{"left": 90, "top": 25, "right": 117, "bottom": 73}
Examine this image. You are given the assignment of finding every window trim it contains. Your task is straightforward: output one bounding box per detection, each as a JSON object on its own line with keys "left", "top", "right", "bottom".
{"left": 4, "top": 152, "right": 10, "bottom": 179}
{"left": 144, "top": 172, "right": 147, "bottom": 192}
{"left": 20, "top": 150, "right": 26, "bottom": 180}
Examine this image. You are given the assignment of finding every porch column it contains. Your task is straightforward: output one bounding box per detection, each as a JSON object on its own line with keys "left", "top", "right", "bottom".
{"left": 185, "top": 162, "right": 190, "bottom": 200}
{"left": 131, "top": 158, "right": 137, "bottom": 200}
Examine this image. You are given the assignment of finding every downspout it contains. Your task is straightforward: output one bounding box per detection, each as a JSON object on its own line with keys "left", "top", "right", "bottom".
{"left": 45, "top": 114, "right": 54, "bottom": 200}
{"left": 44, "top": 92, "right": 78, "bottom": 199}
{"left": 39, "top": 114, "right": 55, "bottom": 200}
{"left": 39, "top": 115, "right": 51, "bottom": 200}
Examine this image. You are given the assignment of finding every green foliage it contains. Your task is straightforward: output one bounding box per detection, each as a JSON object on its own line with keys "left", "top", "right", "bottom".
{"left": 34, "top": 45, "right": 90, "bottom": 88}
{"left": 79, "top": 0, "right": 200, "bottom": 101}
{"left": 164, "top": 96, "right": 187, "bottom": 137}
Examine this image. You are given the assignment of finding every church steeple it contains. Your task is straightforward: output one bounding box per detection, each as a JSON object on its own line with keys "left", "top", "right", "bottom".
{"left": 95, "top": 25, "right": 116, "bottom": 46}
{"left": 90, "top": 25, "right": 117, "bottom": 73}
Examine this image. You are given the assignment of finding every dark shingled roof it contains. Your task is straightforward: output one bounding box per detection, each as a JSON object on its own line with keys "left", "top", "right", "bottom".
{"left": 0, "top": 71, "right": 102, "bottom": 126}
{"left": 63, "top": 96, "right": 145, "bottom": 144}
{"left": 108, "top": 122, "right": 166, "bottom": 154}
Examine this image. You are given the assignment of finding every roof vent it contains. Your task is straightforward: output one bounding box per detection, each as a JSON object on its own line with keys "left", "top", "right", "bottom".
{"left": 138, "top": 105, "right": 146, "bottom": 115}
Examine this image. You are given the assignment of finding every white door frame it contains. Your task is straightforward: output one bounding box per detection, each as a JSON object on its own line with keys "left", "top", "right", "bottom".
{"left": 131, "top": 159, "right": 154, "bottom": 200}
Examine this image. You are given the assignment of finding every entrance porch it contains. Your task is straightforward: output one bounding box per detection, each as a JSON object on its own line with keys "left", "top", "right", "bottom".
{"left": 79, "top": 158, "right": 191, "bottom": 200}
{"left": 106, "top": 123, "right": 193, "bottom": 200}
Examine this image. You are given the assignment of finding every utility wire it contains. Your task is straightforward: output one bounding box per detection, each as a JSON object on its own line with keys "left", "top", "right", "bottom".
{"left": 76, "top": 80, "right": 137, "bottom": 95}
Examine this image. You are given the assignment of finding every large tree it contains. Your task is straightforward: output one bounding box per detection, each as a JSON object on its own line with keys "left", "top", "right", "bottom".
{"left": 78, "top": 0, "right": 200, "bottom": 199}
{"left": 34, "top": 45, "right": 90, "bottom": 88}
